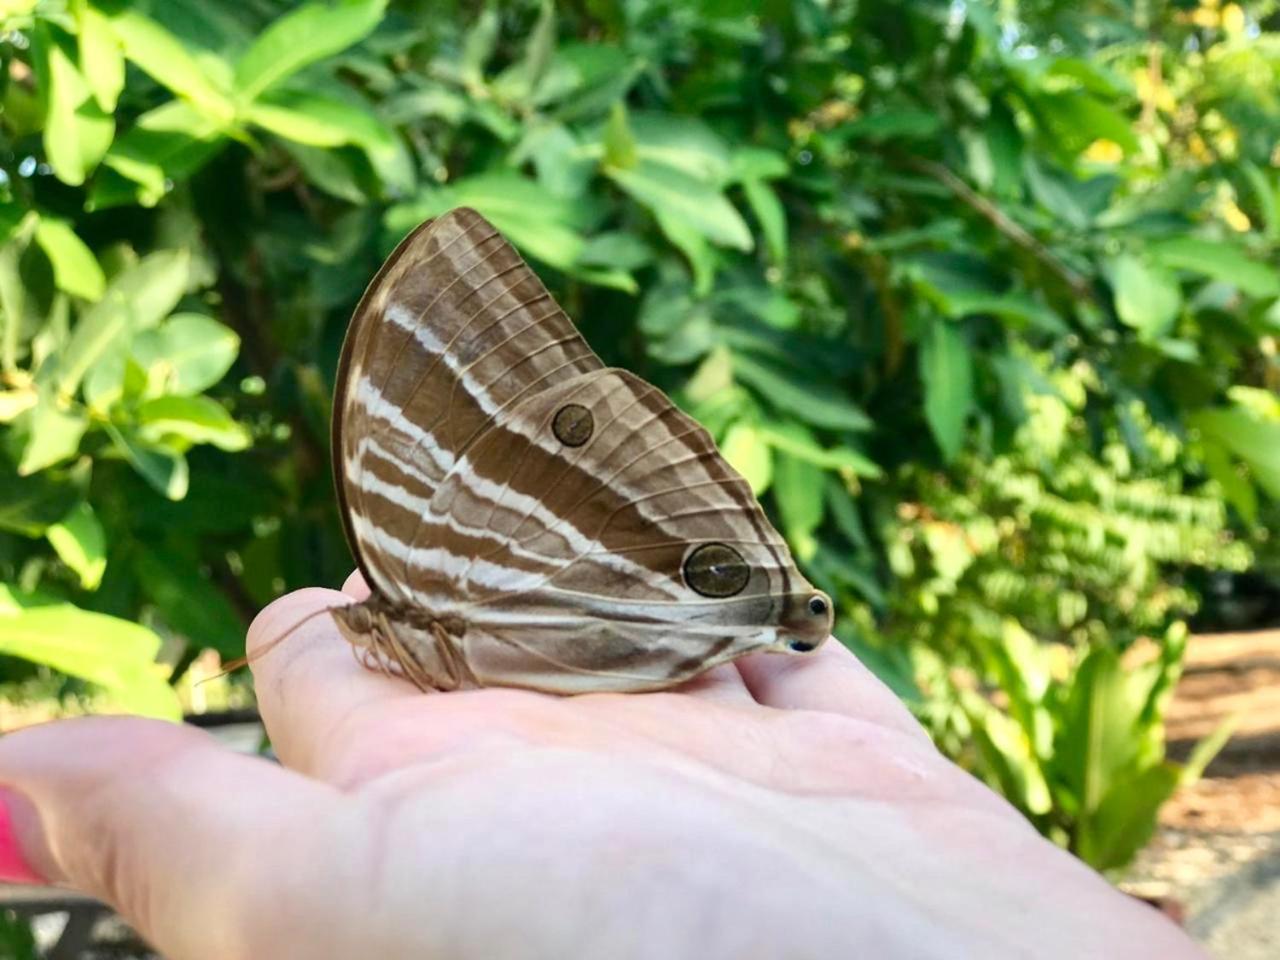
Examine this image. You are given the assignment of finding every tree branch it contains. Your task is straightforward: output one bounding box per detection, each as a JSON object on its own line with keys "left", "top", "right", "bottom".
{"left": 904, "top": 155, "right": 1096, "bottom": 303}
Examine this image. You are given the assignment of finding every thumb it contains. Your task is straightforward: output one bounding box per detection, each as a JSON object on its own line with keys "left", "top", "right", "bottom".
{"left": 0, "top": 716, "right": 344, "bottom": 960}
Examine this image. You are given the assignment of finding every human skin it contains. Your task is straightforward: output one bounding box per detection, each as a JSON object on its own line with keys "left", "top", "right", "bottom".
{"left": 0, "top": 572, "right": 1205, "bottom": 959}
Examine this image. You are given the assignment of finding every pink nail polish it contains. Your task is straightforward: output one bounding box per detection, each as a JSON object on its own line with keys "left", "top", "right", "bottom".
{"left": 0, "top": 787, "right": 45, "bottom": 885}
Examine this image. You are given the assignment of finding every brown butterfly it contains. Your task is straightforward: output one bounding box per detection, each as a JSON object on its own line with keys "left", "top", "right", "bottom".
{"left": 329, "top": 208, "right": 832, "bottom": 693}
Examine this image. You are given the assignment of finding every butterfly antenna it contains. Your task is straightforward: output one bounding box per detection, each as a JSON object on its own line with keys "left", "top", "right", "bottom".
{"left": 194, "top": 606, "right": 339, "bottom": 687}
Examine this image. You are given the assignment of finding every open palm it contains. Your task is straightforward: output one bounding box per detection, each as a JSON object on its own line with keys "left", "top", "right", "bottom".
{"left": 0, "top": 573, "right": 1203, "bottom": 959}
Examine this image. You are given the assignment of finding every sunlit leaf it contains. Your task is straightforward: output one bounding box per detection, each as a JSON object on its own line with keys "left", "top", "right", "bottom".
{"left": 35, "top": 218, "right": 105, "bottom": 301}
{"left": 234, "top": 0, "right": 388, "bottom": 102}
{"left": 131, "top": 313, "right": 240, "bottom": 396}
{"left": 1109, "top": 253, "right": 1182, "bottom": 340}
{"left": 1149, "top": 237, "right": 1280, "bottom": 298}
{"left": 720, "top": 421, "right": 772, "bottom": 494}
{"left": 35, "top": 22, "right": 114, "bottom": 186}
{"left": 55, "top": 250, "right": 191, "bottom": 398}
{"left": 46, "top": 500, "right": 106, "bottom": 590}
{"left": 135, "top": 395, "right": 251, "bottom": 452}
{"left": 10, "top": 397, "right": 87, "bottom": 475}
{"left": 74, "top": 0, "right": 125, "bottom": 112}
{"left": 607, "top": 160, "right": 752, "bottom": 250}
{"left": 110, "top": 10, "right": 235, "bottom": 125}
{"left": 0, "top": 586, "right": 180, "bottom": 721}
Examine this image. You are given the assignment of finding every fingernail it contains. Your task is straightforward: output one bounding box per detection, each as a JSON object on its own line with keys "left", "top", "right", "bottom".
{"left": 0, "top": 786, "right": 46, "bottom": 885}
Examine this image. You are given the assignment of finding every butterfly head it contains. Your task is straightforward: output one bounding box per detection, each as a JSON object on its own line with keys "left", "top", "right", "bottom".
{"left": 781, "top": 589, "right": 833, "bottom": 653}
{"left": 680, "top": 541, "right": 832, "bottom": 656}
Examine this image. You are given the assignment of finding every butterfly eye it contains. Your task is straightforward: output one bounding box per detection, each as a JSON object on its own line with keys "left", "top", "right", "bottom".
{"left": 343, "top": 603, "right": 373, "bottom": 633}
{"left": 683, "top": 542, "right": 750, "bottom": 598}
{"left": 552, "top": 403, "right": 594, "bottom": 446}
{"left": 807, "top": 594, "right": 828, "bottom": 617}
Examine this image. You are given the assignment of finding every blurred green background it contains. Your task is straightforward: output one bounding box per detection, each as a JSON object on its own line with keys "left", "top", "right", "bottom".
{"left": 1, "top": 0, "right": 1278, "bottom": 877}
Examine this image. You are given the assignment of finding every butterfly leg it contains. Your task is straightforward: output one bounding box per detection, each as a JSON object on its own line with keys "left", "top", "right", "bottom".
{"left": 431, "top": 621, "right": 479, "bottom": 691}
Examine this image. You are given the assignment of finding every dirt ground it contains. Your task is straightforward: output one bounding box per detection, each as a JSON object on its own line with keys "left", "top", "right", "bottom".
{"left": 1123, "top": 630, "right": 1280, "bottom": 958}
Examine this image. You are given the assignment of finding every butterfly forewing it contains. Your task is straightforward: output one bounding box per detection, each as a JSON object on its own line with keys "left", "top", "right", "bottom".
{"left": 332, "top": 208, "right": 832, "bottom": 693}
{"left": 334, "top": 210, "right": 601, "bottom": 604}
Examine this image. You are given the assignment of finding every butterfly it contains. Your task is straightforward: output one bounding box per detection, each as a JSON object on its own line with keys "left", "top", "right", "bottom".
{"left": 329, "top": 208, "right": 832, "bottom": 693}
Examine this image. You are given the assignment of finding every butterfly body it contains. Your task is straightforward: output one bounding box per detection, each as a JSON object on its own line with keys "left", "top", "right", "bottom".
{"left": 332, "top": 208, "right": 832, "bottom": 694}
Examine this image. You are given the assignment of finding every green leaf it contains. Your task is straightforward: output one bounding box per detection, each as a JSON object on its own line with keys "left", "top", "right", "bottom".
{"left": 0, "top": 217, "right": 34, "bottom": 373}
{"left": 0, "top": 586, "right": 180, "bottom": 721}
{"left": 578, "top": 232, "right": 652, "bottom": 272}
{"left": 920, "top": 319, "right": 974, "bottom": 463}
{"left": 1148, "top": 237, "right": 1280, "bottom": 298}
{"left": 938, "top": 290, "right": 1068, "bottom": 335}
{"left": 1240, "top": 161, "right": 1279, "bottom": 243}
{"left": 131, "top": 313, "right": 240, "bottom": 396}
{"left": 773, "top": 443, "right": 824, "bottom": 560}
{"left": 602, "top": 101, "right": 638, "bottom": 169}
{"left": 838, "top": 108, "right": 941, "bottom": 142}
{"left": 461, "top": 4, "right": 501, "bottom": 85}
{"left": 1201, "top": 435, "right": 1257, "bottom": 524}
{"left": 720, "top": 421, "right": 773, "bottom": 494}
{"left": 34, "top": 218, "right": 105, "bottom": 301}
{"left": 245, "top": 90, "right": 413, "bottom": 194}
{"left": 281, "top": 142, "right": 369, "bottom": 203}
{"left": 74, "top": 0, "right": 125, "bottom": 112}
{"left": 607, "top": 160, "right": 753, "bottom": 250}
{"left": 1057, "top": 646, "right": 1150, "bottom": 815}
{"left": 0, "top": 469, "right": 81, "bottom": 537}
{"left": 389, "top": 175, "right": 587, "bottom": 271}
{"left": 757, "top": 423, "right": 881, "bottom": 477}
{"left": 97, "top": 102, "right": 227, "bottom": 207}
{"left": 107, "top": 424, "right": 189, "bottom": 500}
{"left": 234, "top": 0, "right": 388, "bottom": 102}
{"left": 1192, "top": 405, "right": 1280, "bottom": 500}
{"left": 629, "top": 113, "right": 733, "bottom": 183}
{"left": 10, "top": 398, "right": 87, "bottom": 475}
{"left": 133, "top": 549, "right": 245, "bottom": 658}
{"left": 521, "top": 0, "right": 556, "bottom": 102}
{"left": 0, "top": 389, "right": 38, "bottom": 422}
{"left": 655, "top": 210, "right": 716, "bottom": 296}
{"left": 109, "top": 10, "right": 235, "bottom": 125}
{"left": 742, "top": 177, "right": 787, "bottom": 265}
{"left": 1077, "top": 764, "right": 1180, "bottom": 872}
{"left": 135, "top": 395, "right": 251, "bottom": 452}
{"left": 55, "top": 250, "right": 191, "bottom": 398}
{"left": 36, "top": 23, "right": 115, "bottom": 186}
{"left": 1029, "top": 90, "right": 1138, "bottom": 157}
{"left": 732, "top": 353, "right": 871, "bottom": 432}
{"left": 967, "top": 698, "right": 1054, "bottom": 817}
{"left": 1023, "top": 157, "right": 1091, "bottom": 229}
{"left": 46, "top": 500, "right": 106, "bottom": 590}
{"left": 1109, "top": 253, "right": 1182, "bottom": 340}
{"left": 730, "top": 147, "right": 788, "bottom": 183}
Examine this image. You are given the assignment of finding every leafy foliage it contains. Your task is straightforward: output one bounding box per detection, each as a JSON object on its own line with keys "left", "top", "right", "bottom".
{"left": 2, "top": 0, "right": 1279, "bottom": 870}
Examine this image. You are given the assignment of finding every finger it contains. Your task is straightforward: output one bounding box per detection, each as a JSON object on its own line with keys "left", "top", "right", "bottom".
{"left": 342, "top": 569, "right": 370, "bottom": 599}
{"left": 735, "top": 640, "right": 931, "bottom": 742}
{"left": 248, "top": 587, "right": 418, "bottom": 776}
{"left": 344, "top": 569, "right": 753, "bottom": 705}
{"left": 675, "top": 664, "right": 755, "bottom": 703}
{"left": 0, "top": 717, "right": 350, "bottom": 960}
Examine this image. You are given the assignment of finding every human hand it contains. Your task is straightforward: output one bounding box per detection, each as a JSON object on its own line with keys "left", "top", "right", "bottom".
{"left": 0, "top": 574, "right": 1205, "bottom": 959}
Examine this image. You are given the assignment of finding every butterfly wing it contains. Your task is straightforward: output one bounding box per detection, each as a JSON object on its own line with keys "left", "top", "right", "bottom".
{"left": 333, "top": 208, "right": 602, "bottom": 605}
{"left": 431, "top": 367, "right": 832, "bottom": 692}
{"left": 334, "top": 208, "right": 830, "bottom": 693}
